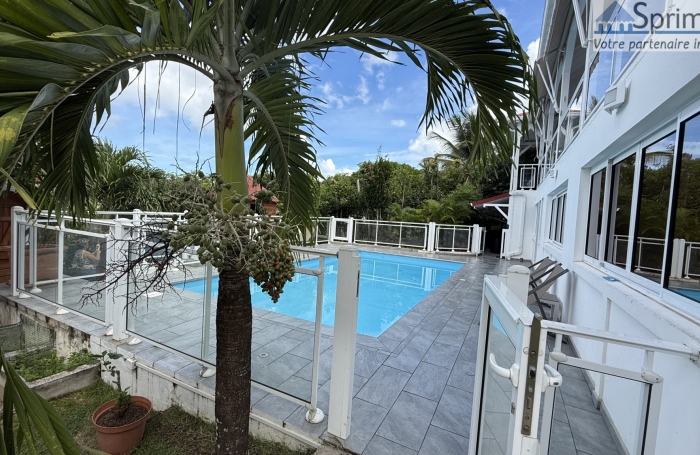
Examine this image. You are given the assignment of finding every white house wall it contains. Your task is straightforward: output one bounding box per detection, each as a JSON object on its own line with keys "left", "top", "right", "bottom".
{"left": 513, "top": 40, "right": 700, "bottom": 454}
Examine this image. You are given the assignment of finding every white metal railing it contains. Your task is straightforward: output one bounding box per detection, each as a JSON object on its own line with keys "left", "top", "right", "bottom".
{"left": 353, "top": 219, "right": 428, "bottom": 250}
{"left": 435, "top": 224, "right": 474, "bottom": 253}
{"left": 683, "top": 241, "right": 700, "bottom": 279}
{"left": 314, "top": 217, "right": 330, "bottom": 245}
{"left": 518, "top": 164, "right": 542, "bottom": 190}
{"left": 612, "top": 235, "right": 665, "bottom": 273}
{"left": 10, "top": 208, "right": 362, "bottom": 434}
{"left": 313, "top": 217, "right": 485, "bottom": 254}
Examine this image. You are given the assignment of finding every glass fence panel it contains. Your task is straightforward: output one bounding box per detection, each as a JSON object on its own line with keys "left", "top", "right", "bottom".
{"left": 477, "top": 311, "right": 515, "bottom": 455}
{"left": 353, "top": 223, "right": 377, "bottom": 244}
{"left": 334, "top": 221, "right": 348, "bottom": 239}
{"left": 128, "top": 261, "right": 210, "bottom": 362}
{"left": 29, "top": 225, "right": 58, "bottom": 304}
{"left": 61, "top": 231, "right": 107, "bottom": 321}
{"left": 437, "top": 228, "right": 454, "bottom": 250}
{"left": 401, "top": 226, "right": 426, "bottom": 248}
{"left": 543, "top": 365, "right": 649, "bottom": 455}
{"left": 251, "top": 269, "right": 319, "bottom": 403}
{"left": 316, "top": 220, "right": 329, "bottom": 243}
{"left": 377, "top": 224, "right": 400, "bottom": 245}
{"left": 454, "top": 228, "right": 471, "bottom": 251}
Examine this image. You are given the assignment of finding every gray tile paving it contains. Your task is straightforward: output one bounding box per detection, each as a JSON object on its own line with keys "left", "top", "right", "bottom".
{"left": 364, "top": 435, "right": 417, "bottom": 455}
{"left": 376, "top": 391, "right": 437, "bottom": 451}
{"left": 422, "top": 340, "right": 460, "bottom": 368}
{"left": 403, "top": 362, "right": 450, "bottom": 402}
{"left": 356, "top": 365, "right": 411, "bottom": 409}
{"left": 419, "top": 425, "right": 470, "bottom": 455}
{"left": 20, "top": 247, "right": 627, "bottom": 455}
{"left": 432, "top": 385, "right": 473, "bottom": 438}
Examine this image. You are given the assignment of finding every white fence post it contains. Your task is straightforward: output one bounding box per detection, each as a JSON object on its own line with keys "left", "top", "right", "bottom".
{"left": 471, "top": 224, "right": 481, "bottom": 254}
{"left": 348, "top": 217, "right": 354, "bottom": 243}
{"left": 10, "top": 207, "right": 25, "bottom": 297}
{"left": 427, "top": 222, "right": 436, "bottom": 252}
{"left": 329, "top": 217, "right": 336, "bottom": 243}
{"left": 109, "top": 220, "right": 129, "bottom": 341}
{"left": 328, "top": 245, "right": 361, "bottom": 439}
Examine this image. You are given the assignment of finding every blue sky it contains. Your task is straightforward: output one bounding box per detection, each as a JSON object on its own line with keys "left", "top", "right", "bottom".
{"left": 96, "top": 0, "right": 544, "bottom": 177}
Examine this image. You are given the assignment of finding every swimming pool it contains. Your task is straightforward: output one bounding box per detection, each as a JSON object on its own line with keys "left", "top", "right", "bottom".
{"left": 175, "top": 251, "right": 463, "bottom": 336}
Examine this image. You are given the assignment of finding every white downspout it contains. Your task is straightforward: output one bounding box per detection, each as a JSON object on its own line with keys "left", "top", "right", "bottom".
{"left": 505, "top": 194, "right": 527, "bottom": 260}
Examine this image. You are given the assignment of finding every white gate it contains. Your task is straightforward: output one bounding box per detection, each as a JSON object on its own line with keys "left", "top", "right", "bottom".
{"left": 470, "top": 267, "right": 698, "bottom": 455}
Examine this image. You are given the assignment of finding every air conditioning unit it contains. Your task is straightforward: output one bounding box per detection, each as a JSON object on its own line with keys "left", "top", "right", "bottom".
{"left": 604, "top": 81, "right": 628, "bottom": 114}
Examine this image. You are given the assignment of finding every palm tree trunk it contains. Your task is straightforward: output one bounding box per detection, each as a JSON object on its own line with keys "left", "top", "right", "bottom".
{"left": 213, "top": 73, "right": 252, "bottom": 454}
{"left": 215, "top": 265, "right": 252, "bottom": 455}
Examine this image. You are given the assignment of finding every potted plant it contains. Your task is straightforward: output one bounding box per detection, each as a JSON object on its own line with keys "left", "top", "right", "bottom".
{"left": 91, "top": 351, "right": 151, "bottom": 455}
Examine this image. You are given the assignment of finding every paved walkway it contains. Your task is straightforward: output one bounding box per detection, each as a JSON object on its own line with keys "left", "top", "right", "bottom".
{"left": 16, "top": 246, "right": 626, "bottom": 455}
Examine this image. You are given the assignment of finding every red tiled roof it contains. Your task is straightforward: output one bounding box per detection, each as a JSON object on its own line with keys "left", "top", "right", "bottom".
{"left": 471, "top": 193, "right": 510, "bottom": 209}
{"left": 247, "top": 175, "right": 279, "bottom": 203}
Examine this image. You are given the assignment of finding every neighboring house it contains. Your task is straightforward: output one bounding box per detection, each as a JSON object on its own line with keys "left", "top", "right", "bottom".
{"left": 502, "top": 0, "right": 700, "bottom": 453}
{"left": 247, "top": 175, "right": 278, "bottom": 214}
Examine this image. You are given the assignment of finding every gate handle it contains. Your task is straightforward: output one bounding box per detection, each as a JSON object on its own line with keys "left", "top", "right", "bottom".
{"left": 541, "top": 364, "right": 563, "bottom": 391}
{"left": 489, "top": 353, "right": 520, "bottom": 387}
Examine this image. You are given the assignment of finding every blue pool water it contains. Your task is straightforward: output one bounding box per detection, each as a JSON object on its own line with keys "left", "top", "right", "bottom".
{"left": 175, "top": 251, "right": 463, "bottom": 336}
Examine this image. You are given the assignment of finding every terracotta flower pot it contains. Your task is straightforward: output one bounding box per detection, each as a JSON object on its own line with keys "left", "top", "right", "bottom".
{"left": 91, "top": 396, "right": 151, "bottom": 455}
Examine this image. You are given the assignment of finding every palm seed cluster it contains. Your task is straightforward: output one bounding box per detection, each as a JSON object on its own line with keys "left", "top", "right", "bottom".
{"left": 161, "top": 171, "right": 296, "bottom": 302}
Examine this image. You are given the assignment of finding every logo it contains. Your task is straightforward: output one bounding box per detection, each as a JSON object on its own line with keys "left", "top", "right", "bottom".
{"left": 591, "top": 0, "right": 700, "bottom": 52}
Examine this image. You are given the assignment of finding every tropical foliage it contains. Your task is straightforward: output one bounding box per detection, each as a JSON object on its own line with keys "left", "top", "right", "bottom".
{"left": 90, "top": 140, "right": 167, "bottom": 212}
{"left": 0, "top": 0, "right": 533, "bottom": 453}
{"left": 0, "top": 346, "right": 86, "bottom": 455}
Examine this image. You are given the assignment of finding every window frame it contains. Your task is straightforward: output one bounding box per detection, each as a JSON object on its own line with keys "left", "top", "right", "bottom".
{"left": 548, "top": 192, "right": 567, "bottom": 246}
{"left": 581, "top": 108, "right": 700, "bottom": 319}
{"left": 584, "top": 163, "right": 609, "bottom": 261}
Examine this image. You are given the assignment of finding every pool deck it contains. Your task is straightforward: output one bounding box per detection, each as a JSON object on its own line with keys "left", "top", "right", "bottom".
{"left": 11, "top": 245, "right": 625, "bottom": 454}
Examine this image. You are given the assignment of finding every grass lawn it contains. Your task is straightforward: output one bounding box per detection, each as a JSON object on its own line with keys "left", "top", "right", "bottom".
{"left": 23, "top": 381, "right": 315, "bottom": 455}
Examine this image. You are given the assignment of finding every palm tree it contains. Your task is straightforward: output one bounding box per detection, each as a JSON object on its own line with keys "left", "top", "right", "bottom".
{"left": 92, "top": 139, "right": 167, "bottom": 211}
{"left": 430, "top": 110, "right": 503, "bottom": 180}
{"left": 0, "top": 1, "right": 533, "bottom": 453}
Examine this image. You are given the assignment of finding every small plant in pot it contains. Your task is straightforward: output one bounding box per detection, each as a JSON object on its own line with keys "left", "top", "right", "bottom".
{"left": 91, "top": 351, "right": 152, "bottom": 455}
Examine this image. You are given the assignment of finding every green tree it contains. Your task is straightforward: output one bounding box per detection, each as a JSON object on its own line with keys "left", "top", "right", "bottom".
{"left": 389, "top": 163, "right": 426, "bottom": 209}
{"left": 317, "top": 173, "right": 360, "bottom": 218}
{"left": 357, "top": 154, "right": 393, "bottom": 219}
{"left": 91, "top": 139, "right": 167, "bottom": 212}
{"left": 0, "top": 1, "right": 532, "bottom": 453}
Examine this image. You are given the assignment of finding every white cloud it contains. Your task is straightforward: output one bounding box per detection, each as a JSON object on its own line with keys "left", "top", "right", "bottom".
{"left": 319, "top": 158, "right": 354, "bottom": 177}
{"left": 376, "top": 71, "right": 386, "bottom": 90}
{"left": 97, "top": 61, "right": 214, "bottom": 132}
{"left": 391, "top": 119, "right": 406, "bottom": 127}
{"left": 320, "top": 81, "right": 353, "bottom": 109}
{"left": 360, "top": 51, "right": 399, "bottom": 75}
{"left": 356, "top": 76, "right": 370, "bottom": 104}
{"left": 384, "top": 122, "right": 451, "bottom": 166}
{"left": 526, "top": 38, "right": 540, "bottom": 65}
{"left": 379, "top": 98, "right": 392, "bottom": 111}
{"left": 497, "top": 7, "right": 507, "bottom": 16}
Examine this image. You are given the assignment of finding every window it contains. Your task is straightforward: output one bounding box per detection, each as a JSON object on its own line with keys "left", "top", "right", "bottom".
{"left": 585, "top": 3, "right": 636, "bottom": 116}
{"left": 585, "top": 168, "right": 606, "bottom": 258}
{"left": 667, "top": 114, "right": 700, "bottom": 303}
{"left": 605, "top": 154, "right": 636, "bottom": 268}
{"left": 549, "top": 193, "right": 567, "bottom": 244}
{"left": 585, "top": 108, "right": 700, "bottom": 309}
{"left": 632, "top": 133, "right": 676, "bottom": 283}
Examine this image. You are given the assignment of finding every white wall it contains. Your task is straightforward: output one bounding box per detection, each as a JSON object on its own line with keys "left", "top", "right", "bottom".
{"left": 518, "top": 48, "right": 700, "bottom": 454}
